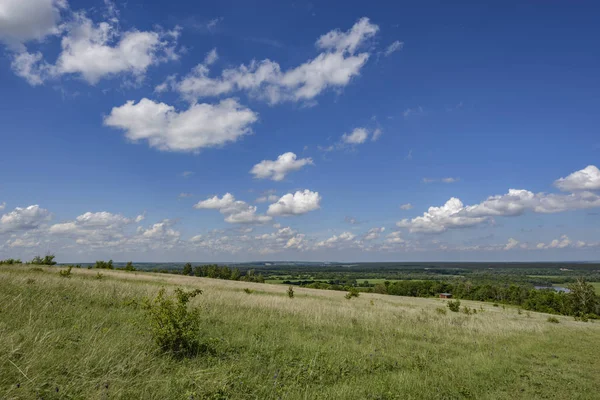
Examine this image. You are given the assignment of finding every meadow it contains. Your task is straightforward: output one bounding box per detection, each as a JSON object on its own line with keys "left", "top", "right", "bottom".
{"left": 1, "top": 265, "right": 600, "bottom": 399}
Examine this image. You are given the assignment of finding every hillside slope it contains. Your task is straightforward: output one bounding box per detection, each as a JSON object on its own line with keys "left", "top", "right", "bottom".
{"left": 1, "top": 266, "right": 599, "bottom": 399}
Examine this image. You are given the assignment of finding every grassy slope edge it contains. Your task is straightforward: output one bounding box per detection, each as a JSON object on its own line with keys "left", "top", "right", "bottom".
{"left": 1, "top": 265, "right": 599, "bottom": 400}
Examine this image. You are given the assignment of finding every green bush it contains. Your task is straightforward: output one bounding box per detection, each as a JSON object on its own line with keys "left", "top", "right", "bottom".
{"left": 95, "top": 260, "right": 113, "bottom": 269}
{"left": 30, "top": 254, "right": 56, "bottom": 265}
{"left": 345, "top": 287, "right": 360, "bottom": 299}
{"left": 59, "top": 266, "right": 72, "bottom": 278}
{"left": 435, "top": 307, "right": 447, "bottom": 315}
{"left": 95, "top": 272, "right": 104, "bottom": 280}
{"left": 243, "top": 288, "right": 254, "bottom": 294}
{"left": 287, "top": 286, "right": 294, "bottom": 298}
{"left": 142, "top": 288, "right": 204, "bottom": 358}
{"left": 447, "top": 299, "right": 461, "bottom": 312}
{"left": 547, "top": 316, "right": 560, "bottom": 324}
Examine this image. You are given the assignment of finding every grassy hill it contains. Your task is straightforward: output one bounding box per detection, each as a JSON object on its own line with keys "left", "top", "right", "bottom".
{"left": 1, "top": 266, "right": 599, "bottom": 399}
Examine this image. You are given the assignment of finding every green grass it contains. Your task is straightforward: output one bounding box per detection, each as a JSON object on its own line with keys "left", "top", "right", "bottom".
{"left": 590, "top": 282, "right": 600, "bottom": 295}
{"left": 1, "top": 265, "right": 600, "bottom": 399}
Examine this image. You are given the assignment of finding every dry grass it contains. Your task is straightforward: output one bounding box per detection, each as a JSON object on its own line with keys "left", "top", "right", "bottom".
{"left": 1, "top": 265, "right": 599, "bottom": 399}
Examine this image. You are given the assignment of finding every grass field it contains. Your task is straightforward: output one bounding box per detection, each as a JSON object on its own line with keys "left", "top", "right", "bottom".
{"left": 1, "top": 266, "right": 600, "bottom": 399}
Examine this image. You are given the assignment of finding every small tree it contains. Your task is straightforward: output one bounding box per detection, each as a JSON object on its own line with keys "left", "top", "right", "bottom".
{"left": 59, "top": 266, "right": 72, "bottom": 278}
{"left": 182, "top": 262, "right": 193, "bottom": 276}
{"left": 345, "top": 287, "right": 360, "bottom": 299}
{"left": 142, "top": 288, "right": 204, "bottom": 358}
{"left": 447, "top": 299, "right": 461, "bottom": 312}
{"left": 124, "top": 261, "right": 136, "bottom": 271}
{"left": 568, "top": 278, "right": 599, "bottom": 316}
{"left": 287, "top": 286, "right": 294, "bottom": 298}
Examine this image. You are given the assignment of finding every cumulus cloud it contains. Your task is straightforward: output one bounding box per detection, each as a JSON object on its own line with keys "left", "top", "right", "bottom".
{"left": 49, "top": 211, "right": 143, "bottom": 247}
{"left": 316, "top": 231, "right": 356, "bottom": 248}
{"left": 194, "top": 193, "right": 271, "bottom": 224}
{"left": 364, "top": 227, "right": 385, "bottom": 241}
{"left": 9, "top": 11, "right": 180, "bottom": 85}
{"left": 536, "top": 235, "right": 572, "bottom": 250}
{"left": 397, "top": 197, "right": 488, "bottom": 233}
{"left": 250, "top": 152, "right": 313, "bottom": 181}
{"left": 384, "top": 231, "right": 405, "bottom": 244}
{"left": 6, "top": 236, "right": 41, "bottom": 248}
{"left": 341, "top": 127, "right": 369, "bottom": 144}
{"left": 398, "top": 187, "right": 600, "bottom": 233}
{"left": 0, "top": 202, "right": 5, "bottom": 211}
{"left": 267, "top": 190, "right": 321, "bottom": 216}
{"left": 504, "top": 238, "right": 519, "bottom": 250}
{"left": 168, "top": 18, "right": 378, "bottom": 104}
{"left": 554, "top": 165, "right": 600, "bottom": 192}
{"left": 400, "top": 203, "right": 413, "bottom": 210}
{"left": 383, "top": 40, "right": 403, "bottom": 56}
{"left": 104, "top": 98, "right": 258, "bottom": 152}
{"left": 0, "top": 0, "right": 67, "bottom": 47}
{"left": 0, "top": 205, "right": 51, "bottom": 233}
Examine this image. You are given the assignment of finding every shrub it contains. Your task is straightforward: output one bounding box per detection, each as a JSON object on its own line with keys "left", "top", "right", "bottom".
{"left": 30, "top": 254, "right": 57, "bottom": 265}
{"left": 462, "top": 306, "right": 473, "bottom": 315}
{"left": 243, "top": 288, "right": 253, "bottom": 294}
{"left": 447, "top": 299, "right": 461, "bottom": 312}
{"left": 435, "top": 307, "right": 447, "bottom": 315}
{"left": 95, "top": 272, "right": 104, "bottom": 280}
{"left": 547, "top": 316, "right": 560, "bottom": 324}
{"left": 142, "top": 288, "right": 204, "bottom": 358}
{"left": 95, "top": 260, "right": 113, "bottom": 269}
{"left": 59, "top": 266, "right": 72, "bottom": 278}
{"left": 287, "top": 286, "right": 294, "bottom": 298}
{"left": 124, "top": 261, "right": 136, "bottom": 271}
{"left": 0, "top": 258, "right": 22, "bottom": 265}
{"left": 493, "top": 303, "right": 499, "bottom": 307}
{"left": 345, "top": 287, "right": 360, "bottom": 299}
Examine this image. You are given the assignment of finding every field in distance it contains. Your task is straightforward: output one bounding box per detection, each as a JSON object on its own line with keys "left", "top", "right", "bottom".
{"left": 1, "top": 265, "right": 600, "bottom": 399}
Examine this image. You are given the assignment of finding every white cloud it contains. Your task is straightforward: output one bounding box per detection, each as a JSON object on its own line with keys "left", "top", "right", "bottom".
{"left": 397, "top": 198, "right": 487, "bottom": 233}
{"left": 178, "top": 192, "right": 193, "bottom": 198}
{"left": 383, "top": 40, "right": 403, "bottom": 56}
{"left": 0, "top": 202, "right": 5, "bottom": 211}
{"left": 267, "top": 190, "right": 321, "bottom": 216}
{"left": 194, "top": 193, "right": 271, "bottom": 224}
{"left": 0, "top": 205, "right": 51, "bottom": 233}
{"left": 504, "top": 238, "right": 519, "bottom": 250}
{"left": 364, "top": 227, "right": 385, "bottom": 241}
{"left": 171, "top": 18, "right": 378, "bottom": 104}
{"left": 554, "top": 165, "right": 600, "bottom": 192}
{"left": 371, "top": 128, "right": 382, "bottom": 141}
{"left": 315, "top": 17, "right": 378, "bottom": 53}
{"left": 250, "top": 152, "right": 313, "bottom": 181}
{"left": 204, "top": 48, "right": 218, "bottom": 65}
{"left": 6, "top": 236, "right": 41, "bottom": 248}
{"left": 400, "top": 203, "right": 413, "bottom": 210}
{"left": 9, "top": 12, "right": 180, "bottom": 85}
{"left": 385, "top": 231, "right": 405, "bottom": 244}
{"left": 399, "top": 187, "right": 600, "bottom": 233}
{"left": 54, "top": 14, "right": 179, "bottom": 84}
{"left": 341, "top": 127, "right": 369, "bottom": 144}
{"left": 536, "top": 235, "right": 572, "bottom": 250}
{"left": 48, "top": 211, "right": 142, "bottom": 247}
{"left": 316, "top": 231, "right": 355, "bottom": 248}
{"left": 256, "top": 194, "right": 280, "bottom": 203}
{"left": 403, "top": 106, "right": 424, "bottom": 118}
{"left": 0, "top": 0, "right": 67, "bottom": 47}
{"left": 423, "top": 177, "right": 459, "bottom": 184}
{"left": 104, "top": 98, "right": 258, "bottom": 152}
{"left": 10, "top": 51, "right": 51, "bottom": 85}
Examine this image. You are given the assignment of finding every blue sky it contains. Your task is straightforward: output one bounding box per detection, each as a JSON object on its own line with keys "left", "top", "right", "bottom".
{"left": 1, "top": 0, "right": 599, "bottom": 262}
